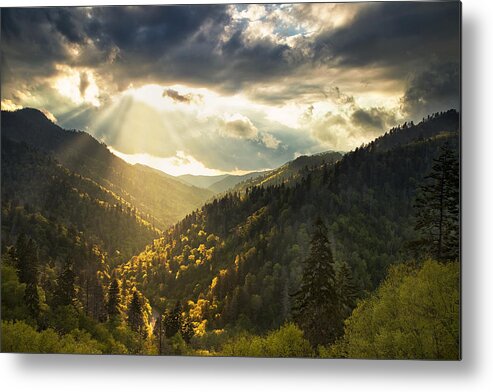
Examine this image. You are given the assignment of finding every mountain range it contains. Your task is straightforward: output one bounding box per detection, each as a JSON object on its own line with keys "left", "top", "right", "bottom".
{"left": 1, "top": 107, "right": 460, "bottom": 346}
{"left": 1, "top": 109, "right": 214, "bottom": 230}
{"left": 113, "top": 110, "right": 460, "bottom": 333}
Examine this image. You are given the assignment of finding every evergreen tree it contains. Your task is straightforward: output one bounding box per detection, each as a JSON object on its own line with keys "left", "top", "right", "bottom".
{"left": 127, "top": 291, "right": 145, "bottom": 336}
{"left": 92, "top": 280, "right": 107, "bottom": 322}
{"left": 16, "top": 236, "right": 37, "bottom": 284}
{"left": 53, "top": 260, "right": 77, "bottom": 308}
{"left": 293, "top": 217, "right": 342, "bottom": 347}
{"left": 15, "top": 236, "right": 41, "bottom": 319}
{"left": 107, "top": 278, "right": 122, "bottom": 320}
{"left": 337, "top": 262, "right": 359, "bottom": 317}
{"left": 153, "top": 314, "right": 164, "bottom": 354}
{"left": 24, "top": 282, "right": 40, "bottom": 320}
{"left": 414, "top": 144, "right": 460, "bottom": 261}
{"left": 164, "top": 301, "right": 182, "bottom": 338}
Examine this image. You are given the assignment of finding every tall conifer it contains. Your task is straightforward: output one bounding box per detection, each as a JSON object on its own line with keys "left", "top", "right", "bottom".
{"left": 128, "top": 290, "right": 145, "bottom": 335}
{"left": 107, "top": 278, "right": 122, "bottom": 320}
{"left": 293, "top": 217, "right": 342, "bottom": 347}
{"left": 414, "top": 144, "right": 460, "bottom": 261}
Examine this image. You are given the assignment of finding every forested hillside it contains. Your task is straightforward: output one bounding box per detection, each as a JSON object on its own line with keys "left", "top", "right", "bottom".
{"left": 0, "top": 2, "right": 461, "bottom": 360}
{"left": 230, "top": 150, "right": 343, "bottom": 193}
{"left": 1, "top": 109, "right": 213, "bottom": 228}
{"left": 1, "top": 109, "right": 459, "bottom": 357}
{"left": 1, "top": 138, "right": 158, "bottom": 263}
{"left": 116, "top": 110, "right": 460, "bottom": 338}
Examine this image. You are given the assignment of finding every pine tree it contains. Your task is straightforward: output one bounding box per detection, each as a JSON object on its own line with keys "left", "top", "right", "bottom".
{"left": 53, "top": 260, "right": 77, "bottom": 308}
{"left": 153, "top": 313, "right": 164, "bottom": 354}
{"left": 293, "top": 217, "right": 342, "bottom": 347}
{"left": 15, "top": 236, "right": 40, "bottom": 319}
{"left": 337, "top": 262, "right": 359, "bottom": 317}
{"left": 24, "top": 281, "right": 40, "bottom": 320}
{"left": 16, "top": 236, "right": 37, "bottom": 284}
{"left": 164, "top": 301, "right": 183, "bottom": 338}
{"left": 92, "top": 279, "right": 107, "bottom": 322}
{"left": 414, "top": 144, "right": 460, "bottom": 261}
{"left": 127, "top": 290, "right": 144, "bottom": 336}
{"left": 107, "top": 278, "right": 122, "bottom": 321}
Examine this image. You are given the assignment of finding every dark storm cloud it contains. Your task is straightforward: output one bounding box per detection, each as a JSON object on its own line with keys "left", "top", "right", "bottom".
{"left": 1, "top": 2, "right": 461, "bottom": 170}
{"left": 314, "top": 2, "right": 460, "bottom": 73}
{"left": 1, "top": 8, "right": 72, "bottom": 83}
{"left": 351, "top": 107, "right": 397, "bottom": 132}
{"left": 401, "top": 62, "right": 460, "bottom": 119}
{"left": 1, "top": 5, "right": 303, "bottom": 95}
{"left": 2, "top": 3, "right": 460, "bottom": 99}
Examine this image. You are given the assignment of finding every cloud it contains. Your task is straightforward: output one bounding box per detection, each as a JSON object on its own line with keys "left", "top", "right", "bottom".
{"left": 260, "top": 132, "right": 281, "bottom": 149}
{"left": 401, "top": 62, "right": 460, "bottom": 120}
{"left": 351, "top": 107, "right": 397, "bottom": 132}
{"left": 305, "top": 100, "right": 400, "bottom": 151}
{"left": 220, "top": 113, "right": 258, "bottom": 139}
{"left": 1, "top": 99, "right": 23, "bottom": 111}
{"left": 2, "top": 3, "right": 460, "bottom": 103}
{"left": 313, "top": 2, "right": 460, "bottom": 73}
{"left": 162, "top": 88, "right": 202, "bottom": 104}
{"left": 0, "top": 4, "right": 460, "bottom": 174}
{"left": 79, "top": 71, "right": 90, "bottom": 98}
{"left": 40, "top": 108, "right": 58, "bottom": 123}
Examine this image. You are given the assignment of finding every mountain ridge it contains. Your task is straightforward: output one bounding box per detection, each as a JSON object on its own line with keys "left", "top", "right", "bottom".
{"left": 1, "top": 108, "right": 214, "bottom": 229}
{"left": 115, "top": 109, "right": 460, "bottom": 334}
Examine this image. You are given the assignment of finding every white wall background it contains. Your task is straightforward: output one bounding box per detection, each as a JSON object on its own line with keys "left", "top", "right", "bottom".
{"left": 1, "top": 0, "right": 491, "bottom": 391}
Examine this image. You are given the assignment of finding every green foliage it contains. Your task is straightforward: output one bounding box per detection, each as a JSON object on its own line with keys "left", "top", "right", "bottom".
{"left": 1, "top": 320, "right": 102, "bottom": 354}
{"left": 181, "top": 316, "right": 195, "bottom": 343}
{"left": 163, "top": 301, "right": 182, "bottom": 338}
{"left": 116, "top": 111, "right": 460, "bottom": 338}
{"left": 293, "top": 218, "right": 342, "bottom": 346}
{"left": 1, "top": 109, "right": 460, "bottom": 357}
{"left": 221, "top": 323, "right": 313, "bottom": 357}
{"left": 1, "top": 263, "right": 30, "bottom": 322}
{"left": 107, "top": 278, "right": 122, "bottom": 320}
{"left": 1, "top": 138, "right": 159, "bottom": 264}
{"left": 336, "top": 262, "right": 359, "bottom": 318}
{"left": 53, "top": 260, "right": 77, "bottom": 308}
{"left": 324, "top": 260, "right": 460, "bottom": 359}
{"left": 127, "top": 291, "right": 145, "bottom": 336}
{"left": 2, "top": 108, "right": 213, "bottom": 230}
{"left": 413, "top": 144, "right": 460, "bottom": 261}
{"left": 48, "top": 304, "right": 80, "bottom": 334}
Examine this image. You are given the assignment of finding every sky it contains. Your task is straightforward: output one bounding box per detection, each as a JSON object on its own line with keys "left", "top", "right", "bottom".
{"left": 1, "top": 2, "right": 461, "bottom": 176}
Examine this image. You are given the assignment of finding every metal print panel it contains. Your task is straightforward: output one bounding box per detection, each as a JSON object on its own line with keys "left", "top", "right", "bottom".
{"left": 0, "top": 2, "right": 461, "bottom": 359}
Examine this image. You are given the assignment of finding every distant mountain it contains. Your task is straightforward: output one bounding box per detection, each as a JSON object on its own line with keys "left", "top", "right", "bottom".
{"left": 178, "top": 171, "right": 269, "bottom": 193}
{"left": 116, "top": 110, "right": 460, "bottom": 333}
{"left": 1, "top": 108, "right": 213, "bottom": 229}
{"left": 178, "top": 152, "right": 343, "bottom": 195}
{"left": 178, "top": 174, "right": 230, "bottom": 189}
{"left": 231, "top": 151, "right": 343, "bottom": 193}
{"left": 208, "top": 171, "right": 270, "bottom": 193}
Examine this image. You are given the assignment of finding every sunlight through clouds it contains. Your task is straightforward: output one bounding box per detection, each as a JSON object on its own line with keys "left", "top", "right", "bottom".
{"left": 108, "top": 147, "right": 236, "bottom": 176}
{"left": 53, "top": 65, "right": 101, "bottom": 107}
{"left": 1, "top": 3, "right": 460, "bottom": 175}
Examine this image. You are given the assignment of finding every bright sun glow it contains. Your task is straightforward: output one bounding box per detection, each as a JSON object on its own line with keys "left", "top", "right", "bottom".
{"left": 123, "top": 83, "right": 226, "bottom": 112}
{"left": 54, "top": 65, "right": 100, "bottom": 107}
{"left": 108, "top": 147, "right": 229, "bottom": 177}
{"left": 124, "top": 84, "right": 167, "bottom": 110}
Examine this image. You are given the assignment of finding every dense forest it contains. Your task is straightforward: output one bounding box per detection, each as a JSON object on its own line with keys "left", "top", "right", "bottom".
{"left": 1, "top": 109, "right": 460, "bottom": 358}
{"left": 1, "top": 109, "right": 213, "bottom": 229}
